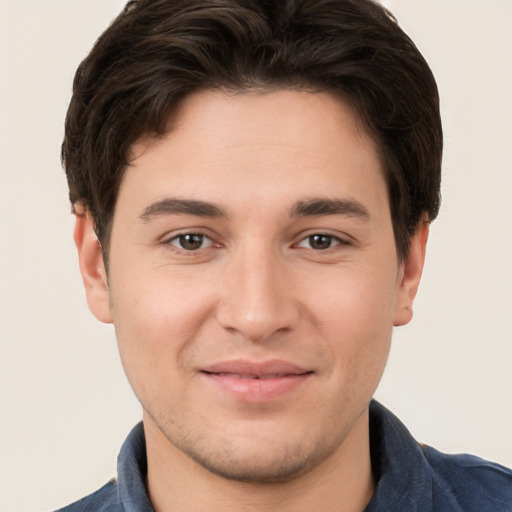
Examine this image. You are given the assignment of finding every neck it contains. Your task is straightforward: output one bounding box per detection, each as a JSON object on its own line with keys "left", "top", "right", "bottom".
{"left": 144, "top": 410, "right": 375, "bottom": 512}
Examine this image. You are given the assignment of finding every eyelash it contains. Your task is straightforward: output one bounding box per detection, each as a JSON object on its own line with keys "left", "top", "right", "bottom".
{"left": 164, "top": 232, "right": 350, "bottom": 253}
{"left": 296, "top": 233, "right": 347, "bottom": 251}
{"left": 166, "top": 233, "right": 215, "bottom": 252}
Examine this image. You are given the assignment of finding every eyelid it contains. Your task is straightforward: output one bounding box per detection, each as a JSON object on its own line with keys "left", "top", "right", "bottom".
{"left": 296, "top": 234, "right": 342, "bottom": 250}
{"left": 169, "top": 233, "right": 213, "bottom": 249}
{"left": 159, "top": 227, "right": 354, "bottom": 254}
{"left": 161, "top": 229, "right": 220, "bottom": 253}
{"left": 294, "top": 230, "right": 353, "bottom": 248}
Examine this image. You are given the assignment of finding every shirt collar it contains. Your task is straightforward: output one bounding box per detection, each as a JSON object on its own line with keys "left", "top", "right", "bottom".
{"left": 365, "top": 400, "right": 433, "bottom": 511}
{"left": 117, "top": 422, "right": 155, "bottom": 511}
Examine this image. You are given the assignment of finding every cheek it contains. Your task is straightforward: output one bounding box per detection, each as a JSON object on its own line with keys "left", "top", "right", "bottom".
{"left": 111, "top": 260, "right": 214, "bottom": 334}
{"left": 108, "top": 267, "right": 216, "bottom": 391}
{"left": 305, "top": 262, "right": 398, "bottom": 332}
{"left": 302, "top": 263, "right": 397, "bottom": 379}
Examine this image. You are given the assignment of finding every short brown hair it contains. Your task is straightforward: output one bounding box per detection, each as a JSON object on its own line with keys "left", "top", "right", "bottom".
{"left": 63, "top": 0, "right": 442, "bottom": 261}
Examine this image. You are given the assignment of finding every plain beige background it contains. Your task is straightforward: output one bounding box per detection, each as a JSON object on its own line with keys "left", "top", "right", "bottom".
{"left": 0, "top": 1, "right": 511, "bottom": 511}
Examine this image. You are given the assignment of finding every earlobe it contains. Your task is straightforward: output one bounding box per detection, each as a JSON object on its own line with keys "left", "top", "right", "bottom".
{"left": 74, "top": 213, "right": 113, "bottom": 324}
{"left": 393, "top": 222, "right": 429, "bottom": 327}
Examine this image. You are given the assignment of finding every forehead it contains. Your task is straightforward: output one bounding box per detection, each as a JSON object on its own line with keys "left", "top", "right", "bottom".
{"left": 121, "top": 89, "right": 386, "bottom": 217}
{"left": 130, "top": 88, "right": 375, "bottom": 160}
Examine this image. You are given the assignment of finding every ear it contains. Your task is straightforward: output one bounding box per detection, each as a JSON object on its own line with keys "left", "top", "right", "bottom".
{"left": 74, "top": 213, "right": 113, "bottom": 324}
{"left": 393, "top": 222, "right": 429, "bottom": 327}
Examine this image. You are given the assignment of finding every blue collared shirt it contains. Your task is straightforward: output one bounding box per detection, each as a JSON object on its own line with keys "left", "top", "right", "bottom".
{"left": 56, "top": 401, "right": 512, "bottom": 511}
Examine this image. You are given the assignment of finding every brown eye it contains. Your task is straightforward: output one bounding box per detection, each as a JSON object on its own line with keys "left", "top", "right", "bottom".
{"left": 170, "top": 233, "right": 209, "bottom": 251}
{"left": 308, "top": 234, "right": 334, "bottom": 250}
{"left": 297, "top": 234, "right": 343, "bottom": 251}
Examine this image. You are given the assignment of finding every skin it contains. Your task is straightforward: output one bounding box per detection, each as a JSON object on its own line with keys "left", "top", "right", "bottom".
{"left": 75, "top": 89, "right": 428, "bottom": 512}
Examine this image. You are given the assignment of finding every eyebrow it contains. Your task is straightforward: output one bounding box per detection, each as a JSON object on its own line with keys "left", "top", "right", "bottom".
{"left": 139, "top": 198, "right": 228, "bottom": 221}
{"left": 138, "top": 197, "right": 369, "bottom": 222}
{"left": 290, "top": 198, "right": 370, "bottom": 219}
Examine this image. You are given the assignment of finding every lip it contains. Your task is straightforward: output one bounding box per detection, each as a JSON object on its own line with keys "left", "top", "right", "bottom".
{"left": 200, "top": 359, "right": 314, "bottom": 402}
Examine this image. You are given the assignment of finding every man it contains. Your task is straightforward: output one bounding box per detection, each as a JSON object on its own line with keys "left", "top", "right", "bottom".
{"left": 57, "top": 0, "right": 512, "bottom": 510}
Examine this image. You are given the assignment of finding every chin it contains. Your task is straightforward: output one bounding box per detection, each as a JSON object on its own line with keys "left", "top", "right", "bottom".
{"left": 165, "top": 421, "right": 338, "bottom": 484}
{"left": 183, "top": 443, "right": 319, "bottom": 484}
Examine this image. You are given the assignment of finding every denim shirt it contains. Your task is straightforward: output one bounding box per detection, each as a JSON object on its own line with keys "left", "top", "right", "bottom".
{"left": 56, "top": 401, "right": 512, "bottom": 511}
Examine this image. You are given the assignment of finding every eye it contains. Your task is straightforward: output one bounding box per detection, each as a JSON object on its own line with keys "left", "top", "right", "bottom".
{"left": 168, "top": 233, "right": 213, "bottom": 251}
{"left": 297, "top": 234, "right": 343, "bottom": 251}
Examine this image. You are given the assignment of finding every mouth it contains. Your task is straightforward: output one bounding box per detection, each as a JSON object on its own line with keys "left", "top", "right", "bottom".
{"left": 204, "top": 372, "right": 306, "bottom": 379}
{"left": 200, "top": 360, "right": 314, "bottom": 402}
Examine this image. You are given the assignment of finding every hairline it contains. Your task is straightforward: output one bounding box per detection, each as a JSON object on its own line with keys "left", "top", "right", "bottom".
{"left": 94, "top": 85, "right": 416, "bottom": 269}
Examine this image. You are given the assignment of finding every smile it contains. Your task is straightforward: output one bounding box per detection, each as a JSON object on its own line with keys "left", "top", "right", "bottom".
{"left": 204, "top": 372, "right": 302, "bottom": 379}
{"left": 200, "top": 360, "right": 314, "bottom": 402}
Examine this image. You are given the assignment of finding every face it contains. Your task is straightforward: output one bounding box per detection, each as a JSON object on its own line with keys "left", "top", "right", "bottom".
{"left": 77, "top": 89, "right": 426, "bottom": 483}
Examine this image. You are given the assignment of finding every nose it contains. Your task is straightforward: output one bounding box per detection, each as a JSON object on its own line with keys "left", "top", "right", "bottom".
{"left": 215, "top": 244, "right": 300, "bottom": 342}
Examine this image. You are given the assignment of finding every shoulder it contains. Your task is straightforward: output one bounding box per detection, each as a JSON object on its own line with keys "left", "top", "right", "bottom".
{"left": 423, "top": 445, "right": 512, "bottom": 511}
{"left": 54, "top": 422, "right": 154, "bottom": 512}
{"left": 54, "top": 479, "right": 122, "bottom": 512}
{"left": 368, "top": 401, "right": 512, "bottom": 511}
